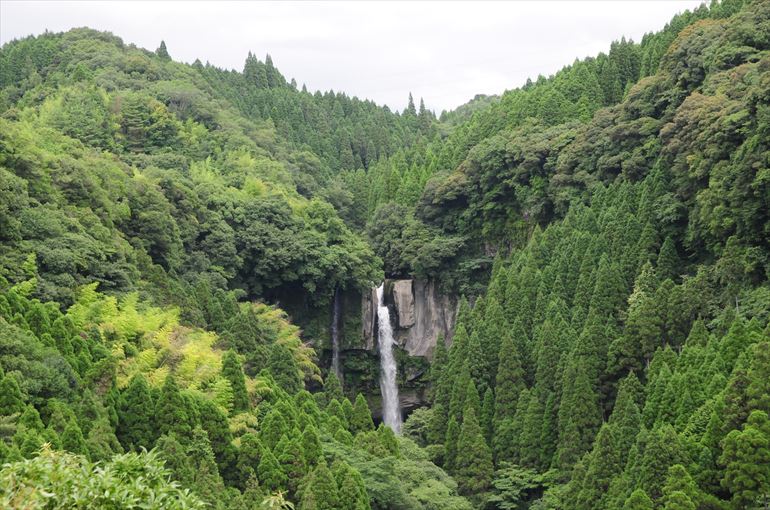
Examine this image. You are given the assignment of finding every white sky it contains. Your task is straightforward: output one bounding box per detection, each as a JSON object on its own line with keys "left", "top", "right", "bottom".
{"left": 1, "top": 1, "right": 705, "bottom": 113}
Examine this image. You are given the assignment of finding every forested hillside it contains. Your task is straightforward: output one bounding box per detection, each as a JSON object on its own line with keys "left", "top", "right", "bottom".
{"left": 1, "top": 0, "right": 769, "bottom": 508}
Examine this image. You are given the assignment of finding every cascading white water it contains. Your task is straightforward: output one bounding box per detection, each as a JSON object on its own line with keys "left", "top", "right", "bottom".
{"left": 376, "top": 283, "right": 402, "bottom": 433}
{"left": 330, "top": 288, "right": 342, "bottom": 382}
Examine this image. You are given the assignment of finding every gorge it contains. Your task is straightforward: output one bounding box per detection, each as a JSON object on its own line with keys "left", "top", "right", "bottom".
{"left": 2, "top": 2, "right": 769, "bottom": 508}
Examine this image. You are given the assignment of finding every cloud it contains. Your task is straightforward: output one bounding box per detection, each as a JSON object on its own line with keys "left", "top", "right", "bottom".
{"left": 0, "top": 0, "right": 705, "bottom": 112}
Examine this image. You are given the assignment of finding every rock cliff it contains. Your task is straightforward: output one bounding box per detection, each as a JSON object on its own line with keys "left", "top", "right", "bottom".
{"left": 362, "top": 279, "right": 457, "bottom": 358}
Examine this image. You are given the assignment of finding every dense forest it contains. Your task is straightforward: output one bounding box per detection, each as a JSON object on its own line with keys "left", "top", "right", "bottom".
{"left": 1, "top": 0, "right": 769, "bottom": 508}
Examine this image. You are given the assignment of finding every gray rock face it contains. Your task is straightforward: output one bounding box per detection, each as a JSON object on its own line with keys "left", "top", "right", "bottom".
{"left": 399, "top": 280, "right": 457, "bottom": 357}
{"left": 392, "top": 280, "right": 415, "bottom": 328}
{"left": 362, "top": 279, "right": 457, "bottom": 359}
{"left": 361, "top": 287, "right": 378, "bottom": 350}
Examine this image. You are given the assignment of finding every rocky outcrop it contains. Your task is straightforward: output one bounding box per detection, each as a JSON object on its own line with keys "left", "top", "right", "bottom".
{"left": 361, "top": 287, "right": 378, "bottom": 350}
{"left": 362, "top": 278, "right": 457, "bottom": 359}
{"left": 393, "top": 280, "right": 415, "bottom": 328}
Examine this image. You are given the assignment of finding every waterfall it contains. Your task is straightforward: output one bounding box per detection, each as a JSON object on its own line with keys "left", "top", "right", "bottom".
{"left": 330, "top": 287, "right": 342, "bottom": 382}
{"left": 376, "top": 283, "right": 402, "bottom": 433}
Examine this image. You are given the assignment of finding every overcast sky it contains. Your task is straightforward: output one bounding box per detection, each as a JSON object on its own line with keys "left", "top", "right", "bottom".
{"left": 1, "top": 1, "right": 704, "bottom": 113}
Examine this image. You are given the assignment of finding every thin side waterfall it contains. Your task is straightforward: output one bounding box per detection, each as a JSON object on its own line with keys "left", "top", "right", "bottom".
{"left": 376, "top": 283, "right": 402, "bottom": 433}
{"left": 330, "top": 287, "right": 342, "bottom": 381}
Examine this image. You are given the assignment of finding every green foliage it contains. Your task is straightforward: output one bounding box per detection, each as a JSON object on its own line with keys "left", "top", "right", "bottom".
{"left": 350, "top": 394, "right": 374, "bottom": 434}
{"left": 299, "top": 460, "right": 339, "bottom": 510}
{"left": 222, "top": 350, "right": 250, "bottom": 413}
{"left": 0, "top": 445, "right": 204, "bottom": 509}
{"left": 719, "top": 410, "right": 770, "bottom": 508}
{"left": 118, "top": 374, "right": 155, "bottom": 450}
{"left": 155, "top": 374, "right": 191, "bottom": 439}
{"left": 454, "top": 406, "right": 493, "bottom": 494}
{"left": 1, "top": 3, "right": 769, "bottom": 509}
{"left": 623, "top": 489, "right": 654, "bottom": 510}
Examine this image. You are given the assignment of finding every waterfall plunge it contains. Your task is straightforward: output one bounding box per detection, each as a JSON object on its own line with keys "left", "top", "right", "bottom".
{"left": 330, "top": 288, "right": 342, "bottom": 382}
{"left": 376, "top": 283, "right": 402, "bottom": 433}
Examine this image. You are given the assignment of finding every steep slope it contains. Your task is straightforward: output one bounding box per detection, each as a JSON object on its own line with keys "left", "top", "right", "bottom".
{"left": 417, "top": 0, "right": 770, "bottom": 508}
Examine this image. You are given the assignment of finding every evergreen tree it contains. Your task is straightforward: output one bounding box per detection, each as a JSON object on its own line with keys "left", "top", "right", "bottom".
{"left": 576, "top": 424, "right": 622, "bottom": 510}
{"left": 719, "top": 410, "right": 770, "bottom": 508}
{"left": 481, "top": 387, "right": 495, "bottom": 443}
{"left": 118, "top": 374, "right": 155, "bottom": 450}
{"left": 235, "top": 433, "right": 262, "bottom": 489}
{"left": 661, "top": 464, "right": 699, "bottom": 509}
{"left": 454, "top": 406, "right": 493, "bottom": 494}
{"left": 623, "top": 489, "right": 654, "bottom": 510}
{"left": 222, "top": 350, "right": 250, "bottom": 413}
{"left": 275, "top": 433, "right": 306, "bottom": 494}
{"left": 656, "top": 236, "right": 680, "bottom": 282}
{"left": 157, "top": 433, "right": 194, "bottom": 487}
{"left": 519, "top": 391, "right": 545, "bottom": 468}
{"left": 302, "top": 425, "right": 323, "bottom": 467}
{"left": 198, "top": 399, "right": 237, "bottom": 483}
{"left": 428, "top": 334, "right": 448, "bottom": 405}
{"left": 257, "top": 445, "right": 287, "bottom": 493}
{"left": 260, "top": 410, "right": 289, "bottom": 451}
{"left": 324, "top": 372, "right": 344, "bottom": 404}
{"left": 333, "top": 460, "right": 371, "bottom": 510}
{"left": 556, "top": 358, "right": 602, "bottom": 469}
{"left": 350, "top": 394, "right": 374, "bottom": 434}
{"left": 747, "top": 341, "right": 770, "bottom": 415}
{"left": 377, "top": 423, "right": 400, "bottom": 457}
{"left": 61, "top": 420, "right": 88, "bottom": 457}
{"left": 300, "top": 460, "right": 340, "bottom": 510}
{"left": 341, "top": 398, "right": 354, "bottom": 425}
{"left": 156, "top": 40, "right": 170, "bottom": 60}
{"left": 638, "top": 425, "right": 687, "bottom": 500}
{"left": 661, "top": 491, "right": 695, "bottom": 510}
{"left": 444, "top": 416, "right": 460, "bottom": 470}
{"left": 269, "top": 342, "right": 303, "bottom": 394}
{"left": 155, "top": 374, "right": 190, "bottom": 440}
{"left": 186, "top": 427, "right": 226, "bottom": 506}
{"left": 0, "top": 373, "right": 24, "bottom": 416}
{"left": 493, "top": 327, "right": 525, "bottom": 429}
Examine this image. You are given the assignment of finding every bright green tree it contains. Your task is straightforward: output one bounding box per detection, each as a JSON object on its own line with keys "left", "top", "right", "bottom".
{"left": 350, "top": 394, "right": 374, "bottom": 434}
{"left": 300, "top": 460, "right": 340, "bottom": 510}
{"left": 333, "top": 460, "right": 371, "bottom": 510}
{"left": 61, "top": 420, "right": 88, "bottom": 457}
{"left": 302, "top": 425, "right": 322, "bottom": 467}
{"left": 623, "top": 489, "right": 654, "bottom": 510}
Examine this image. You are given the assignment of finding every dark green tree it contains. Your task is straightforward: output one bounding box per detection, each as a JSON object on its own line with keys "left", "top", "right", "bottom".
{"left": 257, "top": 445, "right": 287, "bottom": 493}
{"left": 0, "top": 374, "right": 25, "bottom": 416}
{"left": 454, "top": 406, "right": 493, "bottom": 494}
{"left": 222, "top": 350, "right": 250, "bottom": 413}
{"left": 269, "top": 343, "right": 303, "bottom": 394}
{"left": 155, "top": 374, "right": 190, "bottom": 439}
{"left": 118, "top": 374, "right": 155, "bottom": 450}
{"left": 719, "top": 410, "right": 770, "bottom": 508}
{"left": 61, "top": 420, "right": 88, "bottom": 457}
